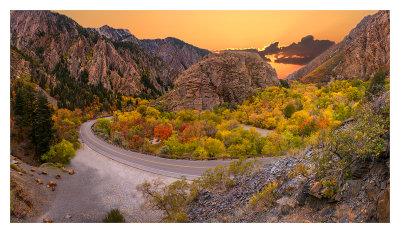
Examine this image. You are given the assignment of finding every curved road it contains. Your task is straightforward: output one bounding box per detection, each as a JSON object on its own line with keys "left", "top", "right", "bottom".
{"left": 79, "top": 119, "right": 283, "bottom": 180}
{"left": 79, "top": 119, "right": 232, "bottom": 180}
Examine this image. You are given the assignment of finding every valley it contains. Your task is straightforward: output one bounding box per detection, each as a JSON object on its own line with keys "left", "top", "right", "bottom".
{"left": 9, "top": 10, "right": 390, "bottom": 224}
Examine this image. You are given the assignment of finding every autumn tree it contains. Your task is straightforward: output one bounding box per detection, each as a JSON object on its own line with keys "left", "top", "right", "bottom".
{"left": 154, "top": 123, "right": 173, "bottom": 140}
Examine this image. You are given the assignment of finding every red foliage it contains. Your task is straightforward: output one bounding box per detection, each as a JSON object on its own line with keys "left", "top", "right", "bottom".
{"left": 154, "top": 124, "right": 173, "bottom": 140}
{"left": 129, "top": 135, "right": 144, "bottom": 149}
{"left": 178, "top": 123, "right": 191, "bottom": 132}
{"left": 133, "top": 117, "right": 146, "bottom": 127}
{"left": 180, "top": 123, "right": 205, "bottom": 143}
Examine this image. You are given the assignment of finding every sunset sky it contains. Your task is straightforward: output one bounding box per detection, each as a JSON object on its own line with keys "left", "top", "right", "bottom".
{"left": 57, "top": 10, "right": 378, "bottom": 78}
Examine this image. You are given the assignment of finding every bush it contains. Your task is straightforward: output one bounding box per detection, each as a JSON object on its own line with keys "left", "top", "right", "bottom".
{"left": 102, "top": 209, "right": 126, "bottom": 223}
{"left": 250, "top": 182, "right": 278, "bottom": 210}
{"left": 159, "top": 145, "right": 170, "bottom": 155}
{"left": 283, "top": 104, "right": 296, "bottom": 119}
{"left": 96, "top": 118, "right": 111, "bottom": 136}
{"left": 41, "top": 139, "right": 75, "bottom": 164}
{"left": 10, "top": 164, "right": 26, "bottom": 173}
{"left": 204, "top": 137, "right": 226, "bottom": 157}
{"left": 137, "top": 159, "right": 260, "bottom": 222}
{"left": 279, "top": 79, "right": 290, "bottom": 88}
{"left": 137, "top": 179, "right": 190, "bottom": 222}
{"left": 367, "top": 70, "right": 386, "bottom": 98}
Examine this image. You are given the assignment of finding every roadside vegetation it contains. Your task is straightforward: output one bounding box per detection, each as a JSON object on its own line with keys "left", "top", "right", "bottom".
{"left": 10, "top": 78, "right": 146, "bottom": 165}
{"left": 137, "top": 159, "right": 261, "bottom": 222}
{"left": 137, "top": 71, "right": 389, "bottom": 222}
{"left": 96, "top": 77, "right": 388, "bottom": 160}
{"left": 102, "top": 209, "right": 126, "bottom": 223}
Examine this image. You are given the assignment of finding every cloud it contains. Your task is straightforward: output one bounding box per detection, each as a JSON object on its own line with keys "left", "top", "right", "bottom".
{"left": 272, "top": 35, "right": 335, "bottom": 65}
{"left": 223, "top": 35, "right": 334, "bottom": 65}
{"left": 258, "top": 42, "right": 280, "bottom": 56}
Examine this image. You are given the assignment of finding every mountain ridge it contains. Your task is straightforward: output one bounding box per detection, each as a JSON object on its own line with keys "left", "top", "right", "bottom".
{"left": 286, "top": 10, "right": 389, "bottom": 82}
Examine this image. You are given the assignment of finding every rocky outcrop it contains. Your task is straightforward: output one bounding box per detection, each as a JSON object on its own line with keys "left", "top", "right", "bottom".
{"left": 10, "top": 10, "right": 176, "bottom": 97}
{"left": 189, "top": 153, "right": 390, "bottom": 223}
{"left": 286, "top": 10, "right": 390, "bottom": 83}
{"left": 87, "top": 25, "right": 139, "bottom": 43}
{"left": 157, "top": 51, "right": 279, "bottom": 111}
{"left": 89, "top": 25, "right": 211, "bottom": 79}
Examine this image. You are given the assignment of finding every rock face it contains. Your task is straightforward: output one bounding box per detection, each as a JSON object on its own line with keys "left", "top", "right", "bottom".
{"left": 157, "top": 51, "right": 279, "bottom": 111}
{"left": 89, "top": 25, "right": 211, "bottom": 79}
{"left": 139, "top": 37, "right": 211, "bottom": 75}
{"left": 286, "top": 10, "right": 390, "bottom": 83}
{"left": 87, "top": 25, "right": 139, "bottom": 43}
{"left": 10, "top": 10, "right": 199, "bottom": 97}
{"left": 189, "top": 153, "right": 390, "bottom": 223}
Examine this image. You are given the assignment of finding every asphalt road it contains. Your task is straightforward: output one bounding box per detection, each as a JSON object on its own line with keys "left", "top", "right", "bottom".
{"left": 79, "top": 119, "right": 284, "bottom": 180}
{"left": 79, "top": 120, "right": 231, "bottom": 180}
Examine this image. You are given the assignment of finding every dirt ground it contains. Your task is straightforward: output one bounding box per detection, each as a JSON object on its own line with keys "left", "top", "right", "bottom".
{"left": 11, "top": 142, "right": 177, "bottom": 223}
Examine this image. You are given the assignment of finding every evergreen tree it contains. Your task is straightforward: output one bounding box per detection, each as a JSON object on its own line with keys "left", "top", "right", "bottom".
{"left": 31, "top": 92, "right": 54, "bottom": 159}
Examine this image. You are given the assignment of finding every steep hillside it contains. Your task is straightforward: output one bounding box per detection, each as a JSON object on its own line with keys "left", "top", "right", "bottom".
{"left": 156, "top": 51, "right": 279, "bottom": 111}
{"left": 286, "top": 10, "right": 389, "bottom": 83}
{"left": 10, "top": 10, "right": 176, "bottom": 103}
{"left": 89, "top": 25, "right": 211, "bottom": 78}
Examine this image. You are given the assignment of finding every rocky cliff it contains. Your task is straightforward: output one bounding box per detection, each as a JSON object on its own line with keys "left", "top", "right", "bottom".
{"left": 157, "top": 51, "right": 280, "bottom": 111}
{"left": 10, "top": 10, "right": 177, "bottom": 98}
{"left": 88, "top": 25, "right": 211, "bottom": 79}
{"left": 286, "top": 10, "right": 390, "bottom": 83}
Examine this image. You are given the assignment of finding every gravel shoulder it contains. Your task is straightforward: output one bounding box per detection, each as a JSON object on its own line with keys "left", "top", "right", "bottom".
{"left": 38, "top": 142, "right": 177, "bottom": 223}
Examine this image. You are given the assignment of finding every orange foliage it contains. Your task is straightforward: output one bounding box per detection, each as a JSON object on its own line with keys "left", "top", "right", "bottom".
{"left": 129, "top": 135, "right": 144, "bottom": 149}
{"left": 154, "top": 123, "right": 173, "bottom": 140}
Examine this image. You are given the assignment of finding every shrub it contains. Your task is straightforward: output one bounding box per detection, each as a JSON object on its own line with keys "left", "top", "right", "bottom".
{"left": 129, "top": 135, "right": 144, "bottom": 149}
{"left": 159, "top": 145, "right": 170, "bottom": 155}
{"left": 204, "top": 137, "right": 226, "bottom": 157}
{"left": 283, "top": 104, "right": 296, "bottom": 119}
{"left": 164, "top": 136, "right": 185, "bottom": 156}
{"left": 10, "top": 164, "right": 26, "bottom": 173}
{"left": 177, "top": 110, "right": 198, "bottom": 122}
{"left": 367, "top": 70, "right": 386, "bottom": 98}
{"left": 154, "top": 123, "right": 173, "bottom": 140}
{"left": 137, "top": 179, "right": 190, "bottom": 222}
{"left": 96, "top": 118, "right": 111, "bottom": 135}
{"left": 41, "top": 139, "right": 75, "bottom": 164}
{"left": 250, "top": 182, "right": 278, "bottom": 210}
{"left": 279, "top": 79, "right": 290, "bottom": 88}
{"left": 102, "top": 209, "right": 126, "bottom": 223}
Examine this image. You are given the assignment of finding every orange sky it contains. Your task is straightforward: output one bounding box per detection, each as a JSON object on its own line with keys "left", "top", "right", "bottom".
{"left": 57, "top": 10, "right": 378, "bottom": 78}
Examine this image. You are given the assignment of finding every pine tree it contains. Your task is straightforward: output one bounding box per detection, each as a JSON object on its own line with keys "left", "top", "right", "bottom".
{"left": 31, "top": 92, "right": 54, "bottom": 159}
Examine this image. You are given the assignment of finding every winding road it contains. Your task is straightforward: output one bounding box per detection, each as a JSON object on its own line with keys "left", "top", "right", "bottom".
{"left": 79, "top": 119, "right": 231, "bottom": 180}
{"left": 79, "top": 119, "right": 282, "bottom": 180}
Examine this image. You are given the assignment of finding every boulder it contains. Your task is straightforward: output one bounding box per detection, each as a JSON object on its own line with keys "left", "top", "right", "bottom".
{"left": 309, "top": 182, "right": 322, "bottom": 199}
{"left": 377, "top": 184, "right": 390, "bottom": 222}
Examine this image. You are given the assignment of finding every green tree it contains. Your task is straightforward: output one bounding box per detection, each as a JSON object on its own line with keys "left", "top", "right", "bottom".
{"left": 41, "top": 139, "right": 75, "bottom": 164}
{"left": 96, "top": 118, "right": 111, "bottom": 135}
{"left": 367, "top": 70, "right": 386, "bottom": 98}
{"left": 204, "top": 137, "right": 226, "bottom": 157}
{"left": 283, "top": 104, "right": 296, "bottom": 119}
{"left": 31, "top": 92, "right": 54, "bottom": 158}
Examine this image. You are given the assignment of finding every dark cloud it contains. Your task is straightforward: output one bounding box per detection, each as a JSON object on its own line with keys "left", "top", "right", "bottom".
{"left": 221, "top": 36, "right": 334, "bottom": 65}
{"left": 224, "top": 35, "right": 334, "bottom": 65}
{"left": 258, "top": 42, "right": 280, "bottom": 57}
{"left": 272, "top": 35, "right": 335, "bottom": 65}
